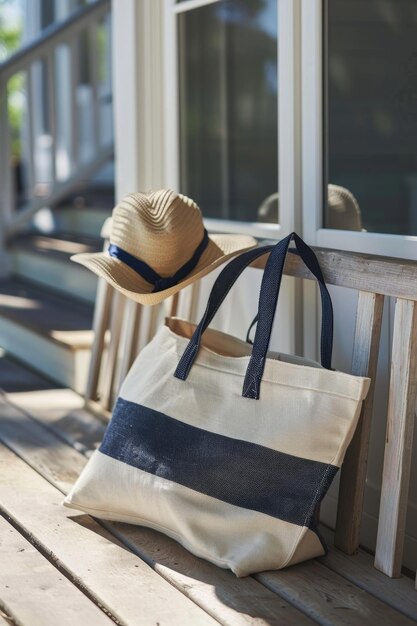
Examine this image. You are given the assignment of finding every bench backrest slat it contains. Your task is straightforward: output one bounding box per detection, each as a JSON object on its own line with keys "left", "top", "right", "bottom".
{"left": 114, "top": 299, "right": 143, "bottom": 400}
{"left": 84, "top": 278, "right": 113, "bottom": 406}
{"left": 253, "top": 247, "right": 417, "bottom": 300}
{"left": 375, "top": 298, "right": 417, "bottom": 577}
{"left": 334, "top": 291, "right": 384, "bottom": 554}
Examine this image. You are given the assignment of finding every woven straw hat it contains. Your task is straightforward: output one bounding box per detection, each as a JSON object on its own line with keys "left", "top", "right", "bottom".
{"left": 71, "top": 190, "right": 257, "bottom": 305}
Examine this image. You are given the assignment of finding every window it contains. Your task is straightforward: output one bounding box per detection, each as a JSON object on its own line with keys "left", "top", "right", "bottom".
{"left": 326, "top": 0, "right": 417, "bottom": 236}
{"left": 177, "top": 0, "right": 278, "bottom": 224}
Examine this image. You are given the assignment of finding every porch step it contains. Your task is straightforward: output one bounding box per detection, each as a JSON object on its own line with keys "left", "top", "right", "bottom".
{"left": 0, "top": 279, "right": 94, "bottom": 393}
{"left": 54, "top": 205, "right": 112, "bottom": 238}
{"left": 9, "top": 233, "right": 102, "bottom": 304}
{"left": 0, "top": 351, "right": 60, "bottom": 393}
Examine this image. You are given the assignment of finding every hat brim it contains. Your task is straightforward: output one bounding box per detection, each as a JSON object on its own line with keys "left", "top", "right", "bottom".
{"left": 71, "top": 234, "right": 257, "bottom": 305}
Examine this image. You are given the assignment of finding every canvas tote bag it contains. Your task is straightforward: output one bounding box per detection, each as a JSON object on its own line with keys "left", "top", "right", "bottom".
{"left": 64, "top": 232, "right": 371, "bottom": 577}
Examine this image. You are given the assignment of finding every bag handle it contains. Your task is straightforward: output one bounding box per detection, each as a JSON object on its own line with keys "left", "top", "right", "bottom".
{"left": 245, "top": 249, "right": 300, "bottom": 344}
{"left": 246, "top": 247, "right": 332, "bottom": 361}
{"left": 242, "top": 232, "right": 333, "bottom": 399}
{"left": 174, "top": 243, "right": 275, "bottom": 381}
{"left": 174, "top": 233, "right": 333, "bottom": 399}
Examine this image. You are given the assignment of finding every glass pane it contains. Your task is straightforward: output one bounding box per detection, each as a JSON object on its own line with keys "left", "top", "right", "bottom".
{"left": 0, "top": 0, "right": 23, "bottom": 62}
{"left": 7, "top": 70, "right": 31, "bottom": 209}
{"left": 326, "top": 0, "right": 417, "bottom": 235}
{"left": 178, "top": 0, "right": 278, "bottom": 223}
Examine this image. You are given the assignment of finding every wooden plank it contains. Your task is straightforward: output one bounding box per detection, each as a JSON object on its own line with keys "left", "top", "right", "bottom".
{"left": 0, "top": 393, "right": 87, "bottom": 492}
{"left": 116, "top": 299, "right": 142, "bottom": 390}
{"left": 4, "top": 389, "right": 105, "bottom": 456}
{"left": 320, "top": 527, "right": 417, "bottom": 622}
{"left": 375, "top": 298, "right": 417, "bottom": 577}
{"left": 85, "top": 277, "right": 113, "bottom": 403}
{"left": 100, "top": 522, "right": 315, "bottom": 626}
{"left": 0, "top": 355, "right": 56, "bottom": 393}
{"left": 256, "top": 560, "right": 416, "bottom": 626}
{"left": 147, "top": 304, "right": 161, "bottom": 344}
{"left": 187, "top": 280, "right": 201, "bottom": 323}
{"left": 169, "top": 292, "right": 179, "bottom": 317}
{"left": 335, "top": 291, "right": 384, "bottom": 553}
{"left": 252, "top": 245, "right": 417, "bottom": 300}
{"left": 0, "top": 443, "right": 217, "bottom": 626}
{"left": 0, "top": 516, "right": 113, "bottom": 626}
{"left": 99, "top": 289, "right": 126, "bottom": 411}
{"left": 0, "top": 278, "right": 94, "bottom": 349}
{"left": 0, "top": 393, "right": 316, "bottom": 626}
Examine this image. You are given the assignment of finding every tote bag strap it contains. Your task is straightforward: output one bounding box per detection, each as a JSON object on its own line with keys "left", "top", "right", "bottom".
{"left": 242, "top": 232, "right": 333, "bottom": 399}
{"left": 175, "top": 233, "right": 333, "bottom": 399}
{"left": 246, "top": 245, "right": 332, "bottom": 363}
{"left": 174, "top": 243, "right": 275, "bottom": 381}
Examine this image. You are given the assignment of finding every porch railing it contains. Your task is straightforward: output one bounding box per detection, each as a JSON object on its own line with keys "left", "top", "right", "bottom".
{"left": 0, "top": 0, "right": 113, "bottom": 242}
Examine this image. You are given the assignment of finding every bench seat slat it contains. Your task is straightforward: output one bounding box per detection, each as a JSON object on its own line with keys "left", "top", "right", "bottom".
{"left": 0, "top": 442, "right": 217, "bottom": 626}
{"left": 256, "top": 559, "right": 416, "bottom": 626}
{"left": 375, "top": 298, "right": 417, "bottom": 577}
{"left": 320, "top": 527, "right": 417, "bottom": 622}
{"left": 253, "top": 246, "right": 417, "bottom": 300}
{"left": 0, "top": 516, "right": 113, "bottom": 626}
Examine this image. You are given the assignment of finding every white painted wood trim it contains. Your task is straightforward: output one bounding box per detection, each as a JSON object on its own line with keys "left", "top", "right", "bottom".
{"left": 113, "top": 0, "right": 166, "bottom": 195}
{"left": 112, "top": 0, "right": 141, "bottom": 197}
{"left": 163, "top": 0, "right": 180, "bottom": 190}
{"left": 279, "top": 0, "right": 302, "bottom": 235}
{"left": 0, "top": 315, "right": 91, "bottom": 393}
{"left": 204, "top": 218, "right": 281, "bottom": 239}
{"left": 173, "top": 0, "right": 220, "bottom": 13}
{"left": 316, "top": 229, "right": 417, "bottom": 261}
{"left": 301, "top": 0, "right": 323, "bottom": 244}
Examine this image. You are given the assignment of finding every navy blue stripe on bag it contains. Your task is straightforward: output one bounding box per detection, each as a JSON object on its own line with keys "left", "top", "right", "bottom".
{"left": 100, "top": 397, "right": 338, "bottom": 529}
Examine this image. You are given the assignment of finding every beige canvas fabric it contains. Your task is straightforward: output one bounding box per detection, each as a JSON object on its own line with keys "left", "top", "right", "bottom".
{"left": 65, "top": 319, "right": 370, "bottom": 576}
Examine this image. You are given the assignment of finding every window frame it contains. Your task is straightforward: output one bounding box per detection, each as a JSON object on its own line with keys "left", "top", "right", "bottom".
{"left": 301, "top": 0, "right": 417, "bottom": 260}
{"left": 163, "top": 0, "right": 302, "bottom": 239}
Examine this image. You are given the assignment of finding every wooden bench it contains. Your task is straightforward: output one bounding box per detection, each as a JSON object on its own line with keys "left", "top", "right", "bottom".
{"left": 1, "top": 243, "right": 417, "bottom": 625}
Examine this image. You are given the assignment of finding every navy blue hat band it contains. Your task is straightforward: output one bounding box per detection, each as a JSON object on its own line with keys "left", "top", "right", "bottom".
{"left": 108, "top": 229, "right": 209, "bottom": 293}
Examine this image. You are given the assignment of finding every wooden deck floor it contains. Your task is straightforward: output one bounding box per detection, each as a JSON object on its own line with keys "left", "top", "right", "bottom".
{"left": 1, "top": 367, "right": 417, "bottom": 625}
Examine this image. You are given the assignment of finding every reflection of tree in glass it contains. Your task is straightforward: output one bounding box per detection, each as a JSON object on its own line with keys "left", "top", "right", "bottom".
{"left": 0, "top": 0, "right": 22, "bottom": 60}
{"left": 0, "top": 0, "right": 24, "bottom": 159}
{"left": 180, "top": 0, "right": 278, "bottom": 222}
